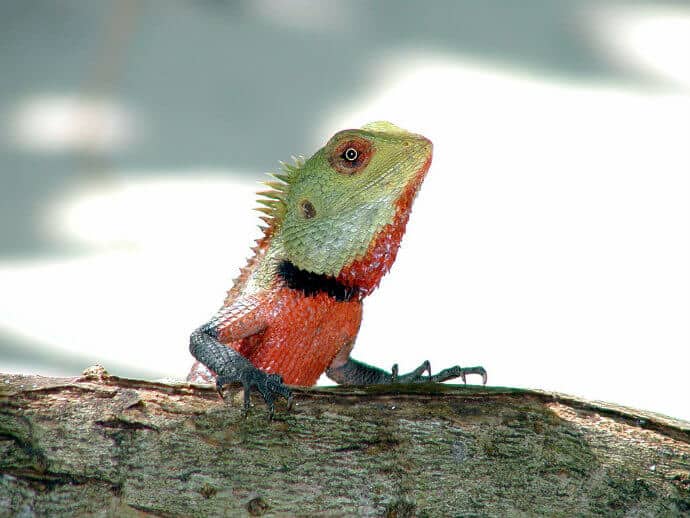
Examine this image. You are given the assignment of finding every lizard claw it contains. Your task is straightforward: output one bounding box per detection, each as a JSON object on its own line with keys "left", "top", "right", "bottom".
{"left": 392, "top": 360, "right": 431, "bottom": 383}
{"left": 392, "top": 361, "right": 487, "bottom": 385}
{"left": 428, "top": 365, "right": 487, "bottom": 385}
{"left": 216, "top": 368, "right": 292, "bottom": 420}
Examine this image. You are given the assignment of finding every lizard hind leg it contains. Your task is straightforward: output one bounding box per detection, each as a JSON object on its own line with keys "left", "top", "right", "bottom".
{"left": 187, "top": 361, "right": 217, "bottom": 384}
{"left": 395, "top": 362, "right": 488, "bottom": 385}
{"left": 326, "top": 356, "right": 487, "bottom": 386}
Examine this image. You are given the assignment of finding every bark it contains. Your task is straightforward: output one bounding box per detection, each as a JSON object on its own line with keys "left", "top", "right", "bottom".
{"left": 1, "top": 366, "right": 689, "bottom": 517}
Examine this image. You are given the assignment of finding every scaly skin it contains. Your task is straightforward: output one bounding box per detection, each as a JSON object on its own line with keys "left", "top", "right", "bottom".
{"left": 188, "top": 122, "right": 486, "bottom": 418}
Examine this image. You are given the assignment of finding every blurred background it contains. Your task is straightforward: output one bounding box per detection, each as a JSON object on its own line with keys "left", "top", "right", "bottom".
{"left": 1, "top": 1, "right": 688, "bottom": 419}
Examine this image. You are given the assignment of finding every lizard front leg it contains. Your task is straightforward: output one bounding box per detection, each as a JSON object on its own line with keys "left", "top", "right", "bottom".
{"left": 189, "top": 302, "right": 292, "bottom": 420}
{"left": 325, "top": 343, "right": 487, "bottom": 385}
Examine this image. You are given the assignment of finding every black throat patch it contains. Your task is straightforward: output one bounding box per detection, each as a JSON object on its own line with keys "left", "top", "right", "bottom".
{"left": 277, "top": 260, "right": 360, "bottom": 302}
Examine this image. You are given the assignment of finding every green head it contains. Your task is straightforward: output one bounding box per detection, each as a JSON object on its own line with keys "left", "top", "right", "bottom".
{"left": 260, "top": 121, "right": 432, "bottom": 279}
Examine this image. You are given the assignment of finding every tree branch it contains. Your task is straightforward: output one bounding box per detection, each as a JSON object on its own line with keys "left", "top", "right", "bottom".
{"left": 1, "top": 366, "right": 689, "bottom": 516}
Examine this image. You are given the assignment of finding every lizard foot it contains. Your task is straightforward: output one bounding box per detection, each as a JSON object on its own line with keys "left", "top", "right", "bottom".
{"left": 391, "top": 361, "right": 487, "bottom": 385}
{"left": 216, "top": 367, "right": 293, "bottom": 421}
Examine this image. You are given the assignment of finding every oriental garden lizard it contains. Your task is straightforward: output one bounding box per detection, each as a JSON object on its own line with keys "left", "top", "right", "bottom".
{"left": 188, "top": 121, "right": 486, "bottom": 418}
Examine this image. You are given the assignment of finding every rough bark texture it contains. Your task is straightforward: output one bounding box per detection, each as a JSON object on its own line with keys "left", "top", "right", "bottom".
{"left": 1, "top": 366, "right": 689, "bottom": 517}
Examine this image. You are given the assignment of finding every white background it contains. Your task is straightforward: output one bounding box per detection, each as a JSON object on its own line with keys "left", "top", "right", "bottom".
{"left": 1, "top": 4, "right": 688, "bottom": 420}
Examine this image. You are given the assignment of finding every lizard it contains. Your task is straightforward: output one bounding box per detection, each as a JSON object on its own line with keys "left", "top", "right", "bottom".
{"left": 187, "top": 121, "right": 486, "bottom": 418}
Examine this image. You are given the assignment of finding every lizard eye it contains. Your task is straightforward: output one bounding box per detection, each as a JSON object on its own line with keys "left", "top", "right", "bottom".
{"left": 343, "top": 147, "right": 358, "bottom": 161}
{"left": 329, "top": 137, "right": 373, "bottom": 175}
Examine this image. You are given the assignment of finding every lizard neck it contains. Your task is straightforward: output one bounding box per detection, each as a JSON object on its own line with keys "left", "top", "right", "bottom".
{"left": 276, "top": 260, "right": 362, "bottom": 302}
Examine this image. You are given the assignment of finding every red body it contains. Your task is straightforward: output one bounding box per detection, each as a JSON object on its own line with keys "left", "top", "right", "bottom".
{"left": 229, "top": 288, "right": 362, "bottom": 385}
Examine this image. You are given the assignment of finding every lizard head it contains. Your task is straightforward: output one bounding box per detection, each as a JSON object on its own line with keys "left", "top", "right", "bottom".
{"left": 261, "top": 121, "right": 432, "bottom": 293}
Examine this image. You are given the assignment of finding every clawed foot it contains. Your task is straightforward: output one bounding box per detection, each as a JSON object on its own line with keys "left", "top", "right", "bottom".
{"left": 391, "top": 360, "right": 487, "bottom": 385}
{"left": 216, "top": 367, "right": 293, "bottom": 420}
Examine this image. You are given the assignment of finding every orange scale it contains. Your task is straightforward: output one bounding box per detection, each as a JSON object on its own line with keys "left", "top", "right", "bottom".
{"left": 233, "top": 287, "right": 362, "bottom": 385}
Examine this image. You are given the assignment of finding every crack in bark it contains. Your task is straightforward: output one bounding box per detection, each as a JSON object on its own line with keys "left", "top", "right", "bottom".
{"left": 95, "top": 418, "right": 160, "bottom": 433}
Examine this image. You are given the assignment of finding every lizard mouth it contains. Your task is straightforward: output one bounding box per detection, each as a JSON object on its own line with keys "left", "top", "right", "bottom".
{"left": 373, "top": 136, "right": 432, "bottom": 195}
{"left": 397, "top": 146, "right": 433, "bottom": 207}
{"left": 405, "top": 136, "right": 433, "bottom": 185}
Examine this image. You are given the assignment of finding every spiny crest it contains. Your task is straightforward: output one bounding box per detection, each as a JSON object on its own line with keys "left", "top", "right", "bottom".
{"left": 254, "top": 154, "right": 305, "bottom": 229}
{"left": 227, "top": 156, "right": 305, "bottom": 299}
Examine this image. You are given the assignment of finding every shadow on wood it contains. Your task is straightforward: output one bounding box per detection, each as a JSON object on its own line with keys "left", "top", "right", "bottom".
{"left": 1, "top": 366, "right": 689, "bottom": 516}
